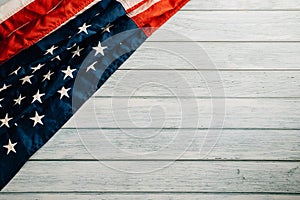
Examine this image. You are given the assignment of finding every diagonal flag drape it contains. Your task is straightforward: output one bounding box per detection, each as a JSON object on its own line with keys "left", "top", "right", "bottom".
{"left": 0, "top": 0, "right": 189, "bottom": 190}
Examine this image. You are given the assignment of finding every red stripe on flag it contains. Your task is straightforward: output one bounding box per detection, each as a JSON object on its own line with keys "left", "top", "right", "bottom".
{"left": 0, "top": 0, "right": 96, "bottom": 64}
{"left": 0, "top": 0, "right": 62, "bottom": 39}
{"left": 130, "top": 0, "right": 189, "bottom": 36}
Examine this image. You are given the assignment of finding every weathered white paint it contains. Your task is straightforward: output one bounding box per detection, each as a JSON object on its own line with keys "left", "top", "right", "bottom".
{"left": 1, "top": 194, "right": 300, "bottom": 200}
{"left": 149, "top": 11, "right": 300, "bottom": 41}
{"left": 65, "top": 98, "right": 300, "bottom": 129}
{"left": 32, "top": 129, "right": 300, "bottom": 160}
{"left": 121, "top": 42, "right": 300, "bottom": 70}
{"left": 183, "top": 0, "right": 300, "bottom": 10}
{"left": 4, "top": 161, "right": 300, "bottom": 192}
{"left": 95, "top": 70, "right": 300, "bottom": 97}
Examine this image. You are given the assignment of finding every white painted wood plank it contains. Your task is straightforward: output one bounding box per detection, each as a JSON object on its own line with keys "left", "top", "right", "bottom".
{"left": 184, "top": 0, "right": 300, "bottom": 10}
{"left": 4, "top": 161, "right": 300, "bottom": 192}
{"left": 1, "top": 194, "right": 300, "bottom": 200}
{"left": 148, "top": 11, "right": 300, "bottom": 41}
{"left": 32, "top": 129, "right": 300, "bottom": 160}
{"left": 122, "top": 42, "right": 300, "bottom": 69}
{"left": 0, "top": 0, "right": 9, "bottom": 6}
{"left": 65, "top": 98, "right": 300, "bottom": 129}
{"left": 94, "top": 70, "right": 300, "bottom": 97}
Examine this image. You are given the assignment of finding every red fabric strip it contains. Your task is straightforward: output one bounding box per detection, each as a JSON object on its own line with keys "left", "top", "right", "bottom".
{"left": 130, "top": 0, "right": 189, "bottom": 36}
{"left": 0, "top": 0, "right": 62, "bottom": 39}
{"left": 0, "top": 0, "right": 96, "bottom": 64}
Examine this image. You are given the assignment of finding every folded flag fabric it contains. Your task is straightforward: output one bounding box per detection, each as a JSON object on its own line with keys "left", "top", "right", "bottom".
{"left": 0, "top": 0, "right": 188, "bottom": 190}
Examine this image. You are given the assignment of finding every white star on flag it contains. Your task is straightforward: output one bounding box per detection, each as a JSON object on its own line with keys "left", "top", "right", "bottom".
{"left": 42, "top": 71, "right": 54, "bottom": 82}
{"left": 0, "top": 113, "right": 12, "bottom": 128}
{"left": 14, "top": 94, "right": 25, "bottom": 105}
{"left": 61, "top": 66, "right": 76, "bottom": 79}
{"left": 31, "top": 63, "right": 45, "bottom": 73}
{"left": 51, "top": 55, "right": 61, "bottom": 61}
{"left": 93, "top": 41, "right": 107, "bottom": 56}
{"left": 32, "top": 90, "right": 45, "bottom": 103}
{"left": 3, "top": 139, "right": 17, "bottom": 155}
{"left": 57, "top": 87, "right": 71, "bottom": 99}
{"left": 72, "top": 46, "right": 84, "bottom": 58}
{"left": 44, "top": 45, "right": 58, "bottom": 55}
{"left": 30, "top": 111, "right": 45, "bottom": 127}
{"left": 20, "top": 75, "right": 34, "bottom": 85}
{"left": 0, "top": 84, "right": 12, "bottom": 92}
{"left": 9, "top": 66, "right": 21, "bottom": 76}
{"left": 86, "top": 61, "right": 97, "bottom": 72}
{"left": 78, "top": 23, "right": 91, "bottom": 35}
{"left": 102, "top": 24, "right": 113, "bottom": 33}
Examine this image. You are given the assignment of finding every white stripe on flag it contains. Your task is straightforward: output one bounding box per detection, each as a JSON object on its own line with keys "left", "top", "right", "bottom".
{"left": 0, "top": 0, "right": 34, "bottom": 23}
{"left": 116, "top": 0, "right": 144, "bottom": 10}
{"left": 127, "top": 0, "right": 160, "bottom": 17}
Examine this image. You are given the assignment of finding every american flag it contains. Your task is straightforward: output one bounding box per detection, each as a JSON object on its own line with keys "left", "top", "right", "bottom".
{"left": 0, "top": 0, "right": 188, "bottom": 190}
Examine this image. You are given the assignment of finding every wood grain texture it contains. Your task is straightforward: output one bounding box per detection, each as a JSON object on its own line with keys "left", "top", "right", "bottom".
{"left": 4, "top": 0, "right": 300, "bottom": 198}
{"left": 65, "top": 98, "right": 300, "bottom": 129}
{"left": 31, "top": 129, "right": 300, "bottom": 160}
{"left": 149, "top": 11, "right": 300, "bottom": 41}
{"left": 95, "top": 70, "right": 300, "bottom": 97}
{"left": 122, "top": 42, "right": 300, "bottom": 70}
{"left": 0, "top": 0, "right": 9, "bottom": 6}
{"left": 4, "top": 161, "right": 300, "bottom": 193}
{"left": 183, "top": 0, "right": 300, "bottom": 10}
{"left": 1, "top": 194, "right": 300, "bottom": 200}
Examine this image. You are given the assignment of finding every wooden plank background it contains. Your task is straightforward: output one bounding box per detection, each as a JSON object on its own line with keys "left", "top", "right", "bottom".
{"left": 1, "top": 0, "right": 300, "bottom": 199}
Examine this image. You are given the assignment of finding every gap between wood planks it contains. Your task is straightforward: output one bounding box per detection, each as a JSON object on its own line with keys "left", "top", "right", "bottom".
{"left": 2, "top": 191, "right": 300, "bottom": 195}
{"left": 28, "top": 159, "right": 300, "bottom": 162}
